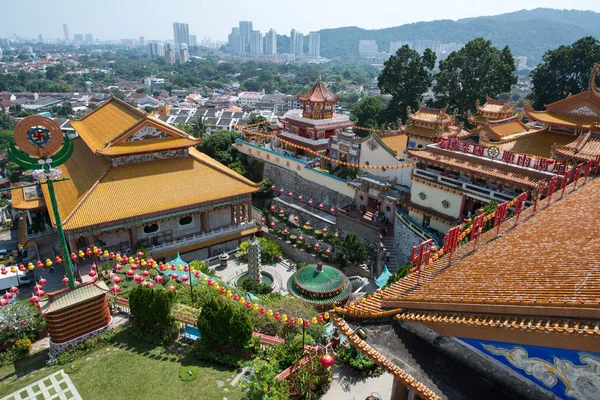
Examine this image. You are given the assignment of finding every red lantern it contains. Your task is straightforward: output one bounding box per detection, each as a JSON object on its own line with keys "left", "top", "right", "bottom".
{"left": 111, "top": 285, "right": 121, "bottom": 294}
{"left": 233, "top": 293, "right": 239, "bottom": 301}
{"left": 169, "top": 286, "right": 177, "bottom": 292}
{"left": 317, "top": 314, "right": 324, "bottom": 323}
{"left": 322, "top": 228, "right": 328, "bottom": 233}
{"left": 0, "top": 268, "right": 6, "bottom": 275}
{"left": 19, "top": 264, "right": 25, "bottom": 272}
{"left": 270, "top": 222, "right": 275, "bottom": 228}
{"left": 304, "top": 320, "right": 310, "bottom": 327}
{"left": 86, "top": 248, "right": 92, "bottom": 257}
{"left": 91, "top": 264, "right": 97, "bottom": 271}
{"left": 208, "top": 279, "right": 213, "bottom": 286}
{"left": 325, "top": 249, "right": 331, "bottom": 255}
{"left": 62, "top": 277, "right": 69, "bottom": 285}
{"left": 220, "top": 287, "right": 226, "bottom": 294}
{"left": 283, "top": 229, "right": 289, "bottom": 235}
{"left": 109, "top": 252, "right": 115, "bottom": 260}
{"left": 135, "top": 275, "right": 144, "bottom": 283}
{"left": 330, "top": 208, "right": 335, "bottom": 214}
{"left": 37, "top": 261, "right": 43, "bottom": 269}
{"left": 288, "top": 192, "right": 293, "bottom": 197}
{"left": 142, "top": 270, "right": 150, "bottom": 277}
{"left": 298, "top": 195, "right": 303, "bottom": 201}
{"left": 274, "top": 312, "right": 280, "bottom": 320}
{"left": 29, "top": 295, "right": 40, "bottom": 305}
{"left": 182, "top": 275, "right": 189, "bottom": 282}
{"left": 115, "top": 264, "right": 123, "bottom": 271}
{"left": 314, "top": 243, "right": 320, "bottom": 250}
{"left": 171, "top": 264, "right": 176, "bottom": 271}
{"left": 126, "top": 270, "right": 134, "bottom": 277}
{"left": 259, "top": 306, "right": 265, "bottom": 315}
{"left": 131, "top": 264, "right": 138, "bottom": 271}
{"left": 298, "top": 236, "right": 304, "bottom": 242}
{"left": 55, "top": 256, "right": 62, "bottom": 264}
{"left": 38, "top": 278, "right": 47, "bottom": 286}
{"left": 113, "top": 276, "right": 122, "bottom": 284}
{"left": 293, "top": 216, "right": 299, "bottom": 222}
{"left": 279, "top": 188, "right": 284, "bottom": 194}
{"left": 171, "top": 273, "right": 178, "bottom": 280}
{"left": 270, "top": 205, "right": 275, "bottom": 211}
{"left": 70, "top": 253, "right": 77, "bottom": 261}
{"left": 304, "top": 221, "right": 311, "bottom": 227}
{"left": 308, "top": 200, "right": 313, "bottom": 206}
{"left": 155, "top": 276, "right": 163, "bottom": 284}
{"left": 288, "top": 317, "right": 295, "bottom": 326}
{"left": 195, "top": 271, "right": 200, "bottom": 278}
{"left": 137, "top": 251, "right": 145, "bottom": 258}
{"left": 270, "top": 185, "right": 275, "bottom": 191}
{"left": 245, "top": 301, "right": 252, "bottom": 309}
{"left": 134, "top": 257, "right": 140, "bottom": 265}
{"left": 35, "top": 289, "right": 45, "bottom": 297}
{"left": 320, "top": 354, "right": 335, "bottom": 368}
{"left": 279, "top": 209, "right": 285, "bottom": 215}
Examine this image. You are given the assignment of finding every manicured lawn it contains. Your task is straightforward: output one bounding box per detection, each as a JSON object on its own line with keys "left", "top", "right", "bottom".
{"left": 0, "top": 331, "right": 245, "bottom": 400}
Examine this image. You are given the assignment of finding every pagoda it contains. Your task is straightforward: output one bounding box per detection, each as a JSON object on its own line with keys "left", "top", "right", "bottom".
{"left": 469, "top": 95, "right": 516, "bottom": 126}
{"left": 247, "top": 236, "right": 261, "bottom": 283}
{"left": 278, "top": 74, "right": 354, "bottom": 157}
{"left": 287, "top": 263, "right": 352, "bottom": 311}
{"left": 403, "top": 102, "right": 465, "bottom": 149}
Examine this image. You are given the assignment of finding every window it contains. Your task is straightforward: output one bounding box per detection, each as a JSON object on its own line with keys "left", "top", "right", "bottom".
{"left": 418, "top": 192, "right": 427, "bottom": 200}
{"left": 179, "top": 216, "right": 193, "bottom": 226}
{"left": 143, "top": 224, "right": 159, "bottom": 234}
{"left": 442, "top": 200, "right": 451, "bottom": 209}
{"left": 359, "top": 194, "right": 364, "bottom": 201}
{"left": 385, "top": 205, "right": 391, "bottom": 212}
{"left": 417, "top": 144, "right": 424, "bottom": 149}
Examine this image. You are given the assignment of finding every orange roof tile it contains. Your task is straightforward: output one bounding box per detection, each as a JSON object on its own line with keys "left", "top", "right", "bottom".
{"left": 407, "top": 147, "right": 550, "bottom": 189}
{"left": 297, "top": 80, "right": 339, "bottom": 104}
{"left": 10, "top": 185, "right": 46, "bottom": 210}
{"left": 481, "top": 128, "right": 576, "bottom": 158}
{"left": 379, "top": 133, "right": 408, "bottom": 155}
{"left": 43, "top": 141, "right": 261, "bottom": 231}
{"left": 475, "top": 95, "right": 515, "bottom": 116}
{"left": 552, "top": 131, "right": 600, "bottom": 162}
{"left": 474, "top": 115, "right": 530, "bottom": 141}
{"left": 391, "top": 177, "right": 600, "bottom": 316}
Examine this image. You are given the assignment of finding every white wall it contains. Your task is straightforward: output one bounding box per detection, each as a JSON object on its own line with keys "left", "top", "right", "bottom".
{"left": 209, "top": 208, "right": 231, "bottom": 229}
{"left": 410, "top": 180, "right": 462, "bottom": 219}
{"left": 358, "top": 139, "right": 412, "bottom": 187}
{"left": 137, "top": 214, "right": 202, "bottom": 240}
{"left": 99, "top": 230, "right": 130, "bottom": 248}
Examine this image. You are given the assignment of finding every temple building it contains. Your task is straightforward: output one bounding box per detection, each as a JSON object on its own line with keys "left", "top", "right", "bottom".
{"left": 287, "top": 262, "right": 352, "bottom": 311}
{"left": 403, "top": 102, "right": 465, "bottom": 149}
{"left": 404, "top": 137, "right": 563, "bottom": 234}
{"left": 16, "top": 97, "right": 261, "bottom": 261}
{"left": 277, "top": 76, "right": 354, "bottom": 157}
{"left": 469, "top": 95, "right": 516, "bottom": 126}
{"left": 333, "top": 174, "right": 600, "bottom": 400}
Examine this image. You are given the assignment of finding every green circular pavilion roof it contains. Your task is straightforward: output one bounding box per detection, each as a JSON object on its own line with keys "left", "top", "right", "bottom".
{"left": 287, "top": 264, "right": 352, "bottom": 305}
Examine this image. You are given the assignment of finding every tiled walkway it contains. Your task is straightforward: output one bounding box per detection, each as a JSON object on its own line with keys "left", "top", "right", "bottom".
{"left": 0, "top": 370, "right": 81, "bottom": 400}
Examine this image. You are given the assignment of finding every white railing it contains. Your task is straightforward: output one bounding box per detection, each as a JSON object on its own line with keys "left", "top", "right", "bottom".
{"left": 414, "top": 168, "right": 519, "bottom": 203}
{"left": 278, "top": 131, "right": 329, "bottom": 146}
{"left": 147, "top": 222, "right": 258, "bottom": 253}
{"left": 27, "top": 229, "right": 55, "bottom": 240}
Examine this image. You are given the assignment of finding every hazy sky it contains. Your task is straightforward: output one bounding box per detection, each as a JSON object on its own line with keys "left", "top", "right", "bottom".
{"left": 2, "top": 0, "right": 599, "bottom": 41}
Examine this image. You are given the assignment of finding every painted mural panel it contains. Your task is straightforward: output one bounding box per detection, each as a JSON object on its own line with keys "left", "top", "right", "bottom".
{"left": 125, "top": 125, "right": 171, "bottom": 141}
{"left": 458, "top": 338, "right": 600, "bottom": 400}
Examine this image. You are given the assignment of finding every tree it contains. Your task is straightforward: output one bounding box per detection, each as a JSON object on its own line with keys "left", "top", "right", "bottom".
{"left": 378, "top": 45, "right": 436, "bottom": 124}
{"left": 197, "top": 296, "right": 253, "bottom": 349}
{"left": 0, "top": 112, "right": 16, "bottom": 131}
{"left": 433, "top": 38, "right": 517, "bottom": 122}
{"left": 129, "top": 286, "right": 176, "bottom": 331}
{"left": 111, "top": 89, "right": 126, "bottom": 100}
{"left": 248, "top": 115, "right": 267, "bottom": 126}
{"left": 143, "top": 106, "right": 155, "bottom": 114}
{"left": 341, "top": 233, "right": 367, "bottom": 264}
{"left": 189, "top": 117, "right": 209, "bottom": 139}
{"left": 0, "top": 130, "right": 15, "bottom": 151}
{"left": 528, "top": 37, "right": 600, "bottom": 108}
{"left": 351, "top": 97, "right": 383, "bottom": 131}
{"left": 198, "top": 130, "right": 241, "bottom": 160}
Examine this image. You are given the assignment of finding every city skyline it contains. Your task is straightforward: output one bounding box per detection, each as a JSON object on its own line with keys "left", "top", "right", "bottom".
{"left": 2, "top": 0, "right": 599, "bottom": 42}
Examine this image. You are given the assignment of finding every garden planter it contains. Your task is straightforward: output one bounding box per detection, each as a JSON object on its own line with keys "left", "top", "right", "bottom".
{"left": 36, "top": 329, "right": 48, "bottom": 340}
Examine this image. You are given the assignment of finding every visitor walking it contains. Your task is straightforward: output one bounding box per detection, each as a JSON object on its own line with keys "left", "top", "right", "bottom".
{"left": 385, "top": 251, "right": 391, "bottom": 263}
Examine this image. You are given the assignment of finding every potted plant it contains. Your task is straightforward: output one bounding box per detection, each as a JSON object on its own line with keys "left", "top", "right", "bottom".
{"left": 289, "top": 235, "right": 297, "bottom": 244}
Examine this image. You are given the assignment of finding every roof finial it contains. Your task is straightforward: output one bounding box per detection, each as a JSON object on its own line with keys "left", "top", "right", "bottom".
{"left": 589, "top": 63, "right": 600, "bottom": 94}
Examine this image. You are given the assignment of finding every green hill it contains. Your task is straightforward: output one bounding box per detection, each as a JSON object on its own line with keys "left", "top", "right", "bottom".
{"left": 316, "top": 8, "right": 600, "bottom": 64}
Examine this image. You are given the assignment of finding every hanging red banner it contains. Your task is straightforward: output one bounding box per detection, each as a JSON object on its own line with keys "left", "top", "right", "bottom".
{"left": 560, "top": 168, "right": 572, "bottom": 197}
{"left": 513, "top": 192, "right": 528, "bottom": 225}
{"left": 410, "top": 239, "right": 434, "bottom": 284}
{"left": 470, "top": 213, "right": 485, "bottom": 250}
{"left": 443, "top": 226, "right": 462, "bottom": 267}
{"left": 573, "top": 163, "right": 583, "bottom": 189}
{"left": 583, "top": 159, "right": 593, "bottom": 183}
{"left": 493, "top": 201, "right": 509, "bottom": 234}
{"left": 594, "top": 154, "right": 600, "bottom": 175}
{"left": 546, "top": 176, "right": 558, "bottom": 206}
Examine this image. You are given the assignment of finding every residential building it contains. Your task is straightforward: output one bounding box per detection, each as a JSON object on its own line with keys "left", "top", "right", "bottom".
{"left": 389, "top": 41, "right": 411, "bottom": 54}
{"left": 238, "top": 90, "right": 265, "bottom": 107}
{"left": 173, "top": 22, "right": 190, "bottom": 47}
{"left": 514, "top": 56, "right": 528, "bottom": 70}
{"left": 38, "top": 34, "right": 43, "bottom": 43}
{"left": 73, "top": 34, "right": 84, "bottom": 43}
{"left": 143, "top": 77, "right": 165, "bottom": 91}
{"left": 264, "top": 29, "right": 277, "bottom": 55}
{"left": 290, "top": 29, "right": 298, "bottom": 54}
{"left": 239, "top": 21, "right": 253, "bottom": 51}
{"left": 359, "top": 40, "right": 377, "bottom": 58}
{"left": 148, "top": 42, "right": 165, "bottom": 58}
{"left": 249, "top": 30, "right": 263, "bottom": 54}
{"left": 413, "top": 40, "right": 440, "bottom": 55}
{"left": 11, "top": 97, "right": 261, "bottom": 261}
{"left": 139, "top": 36, "right": 145, "bottom": 47}
{"left": 308, "top": 32, "right": 320, "bottom": 57}
{"left": 85, "top": 34, "right": 93, "bottom": 45}
{"left": 294, "top": 33, "right": 304, "bottom": 56}
{"left": 179, "top": 43, "right": 189, "bottom": 63}
{"left": 164, "top": 43, "right": 176, "bottom": 65}
{"left": 228, "top": 27, "right": 241, "bottom": 53}
{"left": 63, "top": 24, "right": 70, "bottom": 43}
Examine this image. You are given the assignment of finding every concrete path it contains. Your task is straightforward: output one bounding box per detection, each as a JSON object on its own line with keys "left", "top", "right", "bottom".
{"left": 0, "top": 370, "right": 82, "bottom": 400}
{"left": 320, "top": 366, "right": 392, "bottom": 400}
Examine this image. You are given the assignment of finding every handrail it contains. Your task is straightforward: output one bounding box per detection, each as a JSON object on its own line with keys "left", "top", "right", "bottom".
{"left": 395, "top": 206, "right": 441, "bottom": 245}
{"left": 147, "top": 222, "right": 257, "bottom": 252}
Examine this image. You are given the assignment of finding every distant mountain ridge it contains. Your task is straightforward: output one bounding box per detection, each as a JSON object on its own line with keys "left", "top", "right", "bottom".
{"left": 316, "top": 8, "right": 600, "bottom": 64}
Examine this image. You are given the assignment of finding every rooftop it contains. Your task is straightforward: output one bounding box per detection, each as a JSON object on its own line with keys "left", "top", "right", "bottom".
{"left": 552, "top": 131, "right": 600, "bottom": 162}
{"left": 480, "top": 128, "right": 575, "bottom": 159}
{"left": 297, "top": 79, "right": 339, "bottom": 104}
{"left": 39, "top": 280, "right": 109, "bottom": 315}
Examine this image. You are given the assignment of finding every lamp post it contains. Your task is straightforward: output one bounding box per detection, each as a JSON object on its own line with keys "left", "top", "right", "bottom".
{"left": 8, "top": 116, "right": 76, "bottom": 289}
{"left": 187, "top": 265, "right": 194, "bottom": 307}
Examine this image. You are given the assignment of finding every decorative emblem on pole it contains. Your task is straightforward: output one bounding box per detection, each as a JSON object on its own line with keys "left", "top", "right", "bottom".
{"left": 487, "top": 146, "right": 500, "bottom": 159}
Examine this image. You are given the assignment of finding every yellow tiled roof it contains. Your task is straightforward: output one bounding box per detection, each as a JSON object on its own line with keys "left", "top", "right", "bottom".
{"left": 480, "top": 117, "right": 530, "bottom": 140}
{"left": 71, "top": 98, "right": 145, "bottom": 153}
{"left": 491, "top": 130, "right": 576, "bottom": 158}
{"left": 98, "top": 137, "right": 200, "bottom": 156}
{"left": 44, "top": 144, "right": 261, "bottom": 231}
{"left": 70, "top": 97, "right": 197, "bottom": 155}
{"left": 403, "top": 125, "right": 438, "bottom": 138}
{"left": 524, "top": 108, "right": 600, "bottom": 129}
{"left": 11, "top": 185, "right": 46, "bottom": 210}
{"left": 380, "top": 134, "right": 408, "bottom": 154}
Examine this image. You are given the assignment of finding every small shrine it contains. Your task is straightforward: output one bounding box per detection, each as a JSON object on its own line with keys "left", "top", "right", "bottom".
{"left": 247, "top": 236, "right": 262, "bottom": 283}
{"left": 287, "top": 263, "right": 352, "bottom": 311}
{"left": 38, "top": 279, "right": 111, "bottom": 357}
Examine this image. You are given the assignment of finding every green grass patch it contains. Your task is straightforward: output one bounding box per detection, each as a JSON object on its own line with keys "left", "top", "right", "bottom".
{"left": 178, "top": 365, "right": 200, "bottom": 381}
{"left": 19, "top": 390, "right": 28, "bottom": 398}
{"left": 31, "top": 384, "right": 40, "bottom": 392}
{"left": 48, "top": 387, "right": 57, "bottom": 396}
{"left": 60, "top": 381, "right": 68, "bottom": 390}
{"left": 64, "top": 363, "right": 80, "bottom": 374}
{"left": 43, "top": 378, "right": 52, "bottom": 387}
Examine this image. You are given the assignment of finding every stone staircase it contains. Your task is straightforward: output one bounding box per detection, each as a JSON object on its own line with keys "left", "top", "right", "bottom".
{"left": 393, "top": 213, "right": 426, "bottom": 271}
{"left": 382, "top": 236, "right": 399, "bottom": 274}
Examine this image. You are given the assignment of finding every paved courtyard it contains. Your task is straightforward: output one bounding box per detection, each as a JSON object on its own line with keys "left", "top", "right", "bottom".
{"left": 0, "top": 370, "right": 82, "bottom": 400}
{"left": 320, "top": 366, "right": 393, "bottom": 400}
{"left": 210, "top": 255, "right": 297, "bottom": 294}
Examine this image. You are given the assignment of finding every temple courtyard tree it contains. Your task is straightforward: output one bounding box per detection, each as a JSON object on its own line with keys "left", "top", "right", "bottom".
{"left": 528, "top": 36, "right": 600, "bottom": 109}
{"left": 351, "top": 96, "right": 384, "bottom": 133}
{"left": 433, "top": 38, "right": 516, "bottom": 123}
{"left": 378, "top": 45, "right": 436, "bottom": 125}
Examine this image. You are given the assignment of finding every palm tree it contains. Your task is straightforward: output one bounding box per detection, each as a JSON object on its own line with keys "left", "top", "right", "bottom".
{"left": 190, "top": 117, "right": 209, "bottom": 139}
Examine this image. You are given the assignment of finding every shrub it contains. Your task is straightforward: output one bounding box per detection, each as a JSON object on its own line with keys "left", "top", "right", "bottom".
{"left": 337, "top": 345, "right": 377, "bottom": 371}
{"left": 189, "top": 260, "right": 215, "bottom": 277}
{"left": 242, "top": 359, "right": 289, "bottom": 400}
{"left": 240, "top": 278, "right": 273, "bottom": 295}
{"left": 314, "top": 230, "right": 322, "bottom": 238}
{"left": 191, "top": 339, "right": 245, "bottom": 368}
{"left": 129, "top": 286, "right": 176, "bottom": 332}
{"left": 179, "top": 366, "right": 200, "bottom": 382}
{"left": 238, "top": 237, "right": 282, "bottom": 264}
{"left": 287, "top": 352, "right": 332, "bottom": 399}
{"left": 128, "top": 324, "right": 174, "bottom": 346}
{"left": 13, "top": 338, "right": 31, "bottom": 359}
{"left": 289, "top": 235, "right": 297, "bottom": 243}
{"left": 197, "top": 297, "right": 252, "bottom": 349}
